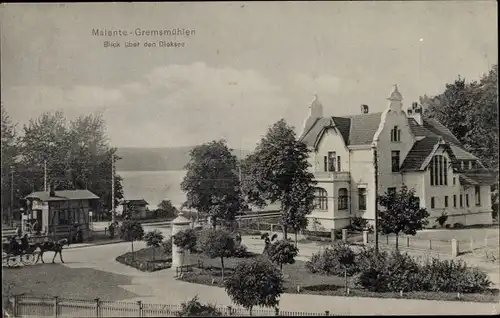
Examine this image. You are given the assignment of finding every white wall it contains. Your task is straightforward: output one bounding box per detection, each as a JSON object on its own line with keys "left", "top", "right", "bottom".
{"left": 312, "top": 127, "right": 350, "bottom": 172}
{"left": 349, "top": 148, "right": 375, "bottom": 221}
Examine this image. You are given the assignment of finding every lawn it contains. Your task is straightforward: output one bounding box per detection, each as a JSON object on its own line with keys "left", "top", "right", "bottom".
{"left": 2, "top": 263, "right": 138, "bottom": 301}
{"left": 178, "top": 253, "right": 499, "bottom": 303}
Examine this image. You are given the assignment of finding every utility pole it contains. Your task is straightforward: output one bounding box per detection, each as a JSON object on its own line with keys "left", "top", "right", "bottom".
{"left": 111, "top": 154, "right": 116, "bottom": 223}
{"left": 372, "top": 144, "right": 379, "bottom": 252}
{"left": 44, "top": 160, "right": 48, "bottom": 192}
{"left": 10, "top": 165, "right": 14, "bottom": 221}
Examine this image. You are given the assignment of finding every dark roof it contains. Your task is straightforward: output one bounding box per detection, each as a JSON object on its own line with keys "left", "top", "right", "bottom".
{"left": 422, "top": 118, "right": 462, "bottom": 146}
{"left": 459, "top": 172, "right": 498, "bottom": 186}
{"left": 24, "top": 190, "right": 99, "bottom": 202}
{"left": 400, "top": 136, "right": 441, "bottom": 171}
{"left": 345, "top": 112, "right": 383, "bottom": 145}
{"left": 123, "top": 199, "right": 149, "bottom": 205}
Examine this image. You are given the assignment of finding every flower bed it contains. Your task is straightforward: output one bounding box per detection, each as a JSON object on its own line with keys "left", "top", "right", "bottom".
{"left": 116, "top": 246, "right": 172, "bottom": 272}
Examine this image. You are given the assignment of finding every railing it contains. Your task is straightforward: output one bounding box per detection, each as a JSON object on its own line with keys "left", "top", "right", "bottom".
{"left": 6, "top": 295, "right": 336, "bottom": 317}
{"left": 313, "top": 171, "right": 350, "bottom": 181}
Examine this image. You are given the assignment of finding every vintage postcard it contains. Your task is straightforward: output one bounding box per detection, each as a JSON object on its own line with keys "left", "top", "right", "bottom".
{"left": 1, "top": 2, "right": 498, "bottom": 316}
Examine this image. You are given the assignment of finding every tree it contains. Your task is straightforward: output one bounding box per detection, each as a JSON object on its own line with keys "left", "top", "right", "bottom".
{"left": 241, "top": 119, "right": 317, "bottom": 239}
{"left": 266, "top": 238, "right": 299, "bottom": 271}
{"left": 143, "top": 230, "right": 164, "bottom": 260}
{"left": 181, "top": 140, "right": 245, "bottom": 230}
{"left": 156, "top": 199, "right": 178, "bottom": 218}
{"left": 119, "top": 220, "right": 145, "bottom": 256}
{"left": 224, "top": 257, "right": 284, "bottom": 316}
{"left": 378, "top": 185, "right": 430, "bottom": 249}
{"left": 176, "top": 296, "right": 221, "bottom": 317}
{"left": 172, "top": 228, "right": 197, "bottom": 263}
{"left": 197, "top": 229, "right": 236, "bottom": 280}
{"left": 1, "top": 105, "right": 19, "bottom": 221}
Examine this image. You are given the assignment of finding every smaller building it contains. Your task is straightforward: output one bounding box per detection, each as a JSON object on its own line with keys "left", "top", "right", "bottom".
{"left": 122, "top": 199, "right": 149, "bottom": 219}
{"left": 24, "top": 189, "right": 100, "bottom": 237}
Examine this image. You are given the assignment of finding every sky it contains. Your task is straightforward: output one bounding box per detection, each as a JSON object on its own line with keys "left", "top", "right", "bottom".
{"left": 1, "top": 2, "right": 497, "bottom": 151}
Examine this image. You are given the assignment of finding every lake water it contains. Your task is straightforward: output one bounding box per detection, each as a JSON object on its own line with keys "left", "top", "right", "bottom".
{"left": 118, "top": 170, "right": 187, "bottom": 209}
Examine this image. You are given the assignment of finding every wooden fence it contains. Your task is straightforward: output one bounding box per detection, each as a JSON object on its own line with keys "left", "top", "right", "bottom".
{"left": 5, "top": 295, "right": 335, "bottom": 317}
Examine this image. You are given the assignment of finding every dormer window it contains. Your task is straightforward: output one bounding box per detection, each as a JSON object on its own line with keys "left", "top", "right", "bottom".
{"left": 390, "top": 126, "right": 401, "bottom": 142}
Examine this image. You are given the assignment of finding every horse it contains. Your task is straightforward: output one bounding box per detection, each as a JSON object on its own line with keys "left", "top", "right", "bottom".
{"left": 34, "top": 238, "right": 69, "bottom": 264}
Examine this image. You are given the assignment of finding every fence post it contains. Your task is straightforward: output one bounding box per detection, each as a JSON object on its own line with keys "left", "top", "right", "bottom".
{"left": 406, "top": 236, "right": 409, "bottom": 248}
{"left": 226, "top": 306, "right": 232, "bottom": 316}
{"left": 95, "top": 298, "right": 101, "bottom": 317}
{"left": 342, "top": 229, "right": 347, "bottom": 243}
{"left": 12, "top": 295, "right": 19, "bottom": 317}
{"left": 325, "top": 310, "right": 330, "bottom": 316}
{"left": 386, "top": 235, "right": 389, "bottom": 244}
{"left": 53, "top": 296, "right": 59, "bottom": 317}
{"left": 331, "top": 229, "right": 336, "bottom": 243}
{"left": 137, "top": 300, "right": 143, "bottom": 317}
{"left": 429, "top": 240, "right": 432, "bottom": 250}
{"left": 275, "top": 307, "right": 280, "bottom": 316}
{"left": 451, "top": 239, "right": 459, "bottom": 257}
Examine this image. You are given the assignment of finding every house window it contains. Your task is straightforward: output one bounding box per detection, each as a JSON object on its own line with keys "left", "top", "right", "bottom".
{"left": 390, "top": 125, "right": 401, "bottom": 142}
{"left": 466, "top": 194, "right": 469, "bottom": 207}
{"left": 430, "top": 155, "right": 447, "bottom": 186}
{"left": 475, "top": 186, "right": 481, "bottom": 206}
{"left": 328, "top": 152, "right": 336, "bottom": 172}
{"left": 388, "top": 187, "right": 396, "bottom": 195}
{"left": 323, "top": 156, "right": 327, "bottom": 172}
{"left": 431, "top": 197, "right": 435, "bottom": 209}
{"left": 453, "top": 195, "right": 457, "bottom": 208}
{"left": 337, "top": 156, "right": 341, "bottom": 171}
{"left": 453, "top": 177, "right": 456, "bottom": 186}
{"left": 391, "top": 151, "right": 400, "bottom": 172}
{"left": 314, "top": 188, "right": 328, "bottom": 211}
{"left": 338, "top": 188, "right": 348, "bottom": 210}
{"left": 358, "top": 188, "right": 367, "bottom": 210}
{"left": 460, "top": 194, "right": 463, "bottom": 207}
{"left": 444, "top": 196, "right": 448, "bottom": 208}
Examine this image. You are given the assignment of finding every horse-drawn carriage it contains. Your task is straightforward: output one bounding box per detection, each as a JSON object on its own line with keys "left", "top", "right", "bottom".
{"left": 2, "top": 234, "right": 68, "bottom": 268}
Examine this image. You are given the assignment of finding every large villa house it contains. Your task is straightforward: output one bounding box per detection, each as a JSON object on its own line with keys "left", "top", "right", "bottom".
{"left": 300, "top": 85, "right": 497, "bottom": 230}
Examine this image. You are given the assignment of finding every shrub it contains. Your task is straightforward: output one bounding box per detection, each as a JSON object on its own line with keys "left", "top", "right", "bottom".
{"left": 266, "top": 239, "right": 299, "bottom": 271}
{"left": 445, "top": 224, "right": 451, "bottom": 229}
{"left": 162, "top": 237, "right": 172, "bottom": 255}
{"left": 224, "top": 257, "right": 284, "bottom": 316}
{"left": 420, "top": 258, "right": 491, "bottom": 293}
{"left": 119, "top": 220, "right": 145, "bottom": 255}
{"left": 173, "top": 228, "right": 198, "bottom": 263}
{"left": 350, "top": 217, "right": 369, "bottom": 232}
{"left": 176, "top": 296, "right": 221, "bottom": 317}
{"left": 355, "top": 249, "right": 420, "bottom": 292}
{"left": 197, "top": 229, "right": 236, "bottom": 280}
{"left": 436, "top": 212, "right": 448, "bottom": 228}
{"left": 453, "top": 222, "right": 465, "bottom": 229}
{"left": 233, "top": 244, "right": 251, "bottom": 258}
{"left": 305, "top": 243, "right": 358, "bottom": 276}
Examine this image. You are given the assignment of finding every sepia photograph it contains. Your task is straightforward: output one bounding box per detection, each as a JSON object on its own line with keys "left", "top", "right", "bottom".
{"left": 1, "top": 1, "right": 498, "bottom": 316}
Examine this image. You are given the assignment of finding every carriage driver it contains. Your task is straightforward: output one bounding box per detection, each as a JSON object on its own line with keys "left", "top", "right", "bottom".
{"left": 9, "top": 236, "right": 21, "bottom": 254}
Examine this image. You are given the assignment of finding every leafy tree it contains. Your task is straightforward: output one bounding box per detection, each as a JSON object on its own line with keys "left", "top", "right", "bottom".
{"left": 119, "top": 220, "right": 145, "bottom": 256}
{"left": 156, "top": 199, "right": 178, "bottom": 218}
{"left": 143, "top": 230, "right": 164, "bottom": 260}
{"left": 378, "top": 185, "right": 430, "bottom": 249}
{"left": 181, "top": 140, "right": 245, "bottom": 230}
{"left": 242, "top": 119, "right": 316, "bottom": 239}
{"left": 176, "top": 296, "right": 221, "bottom": 317}
{"left": 172, "top": 228, "right": 197, "bottom": 263}
{"left": 266, "top": 238, "right": 299, "bottom": 271}
{"left": 197, "top": 229, "right": 236, "bottom": 280}
{"left": 224, "top": 257, "right": 284, "bottom": 316}
{"left": 1, "top": 105, "right": 19, "bottom": 221}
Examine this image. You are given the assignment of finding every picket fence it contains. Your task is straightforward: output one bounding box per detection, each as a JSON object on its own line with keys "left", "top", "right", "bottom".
{"left": 5, "top": 296, "right": 335, "bottom": 317}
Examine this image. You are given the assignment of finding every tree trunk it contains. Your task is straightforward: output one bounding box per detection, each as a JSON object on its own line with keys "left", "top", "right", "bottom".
{"left": 212, "top": 217, "right": 217, "bottom": 230}
{"left": 344, "top": 268, "right": 348, "bottom": 294}
{"left": 152, "top": 247, "right": 155, "bottom": 261}
{"left": 295, "top": 232, "right": 298, "bottom": 247}
{"left": 131, "top": 241, "right": 135, "bottom": 259}
{"left": 280, "top": 263, "right": 283, "bottom": 271}
{"left": 283, "top": 226, "right": 288, "bottom": 240}
{"left": 395, "top": 234, "right": 399, "bottom": 250}
{"left": 249, "top": 306, "right": 253, "bottom": 316}
{"left": 221, "top": 257, "right": 225, "bottom": 281}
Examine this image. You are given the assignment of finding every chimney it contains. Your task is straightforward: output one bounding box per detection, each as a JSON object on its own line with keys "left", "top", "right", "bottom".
{"left": 407, "top": 101, "right": 423, "bottom": 125}
{"left": 49, "top": 184, "right": 55, "bottom": 197}
{"left": 360, "top": 104, "right": 369, "bottom": 114}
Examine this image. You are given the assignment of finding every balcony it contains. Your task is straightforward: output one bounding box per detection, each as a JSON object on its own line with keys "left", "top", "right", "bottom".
{"left": 313, "top": 171, "right": 351, "bottom": 182}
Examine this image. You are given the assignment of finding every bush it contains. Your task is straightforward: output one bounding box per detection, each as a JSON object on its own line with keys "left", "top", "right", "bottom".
{"left": 436, "top": 212, "right": 448, "bottom": 228}
{"left": 176, "top": 296, "right": 221, "bottom": 317}
{"left": 266, "top": 239, "right": 299, "bottom": 270}
{"left": 350, "top": 217, "right": 369, "bottom": 232}
{"left": 143, "top": 230, "right": 165, "bottom": 260}
{"left": 355, "top": 249, "right": 420, "bottom": 292}
{"left": 305, "top": 243, "right": 358, "bottom": 277}
{"left": 453, "top": 222, "right": 465, "bottom": 229}
{"left": 162, "top": 237, "right": 173, "bottom": 255}
{"left": 445, "top": 224, "right": 451, "bottom": 229}
{"left": 420, "top": 258, "right": 491, "bottom": 293}
{"left": 233, "top": 244, "right": 251, "bottom": 258}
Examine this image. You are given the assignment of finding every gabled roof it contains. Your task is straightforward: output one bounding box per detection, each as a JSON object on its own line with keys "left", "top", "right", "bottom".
{"left": 401, "top": 136, "right": 457, "bottom": 171}
{"left": 123, "top": 199, "right": 149, "bottom": 205}
{"left": 25, "top": 190, "right": 99, "bottom": 202}
{"left": 459, "top": 172, "right": 498, "bottom": 186}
